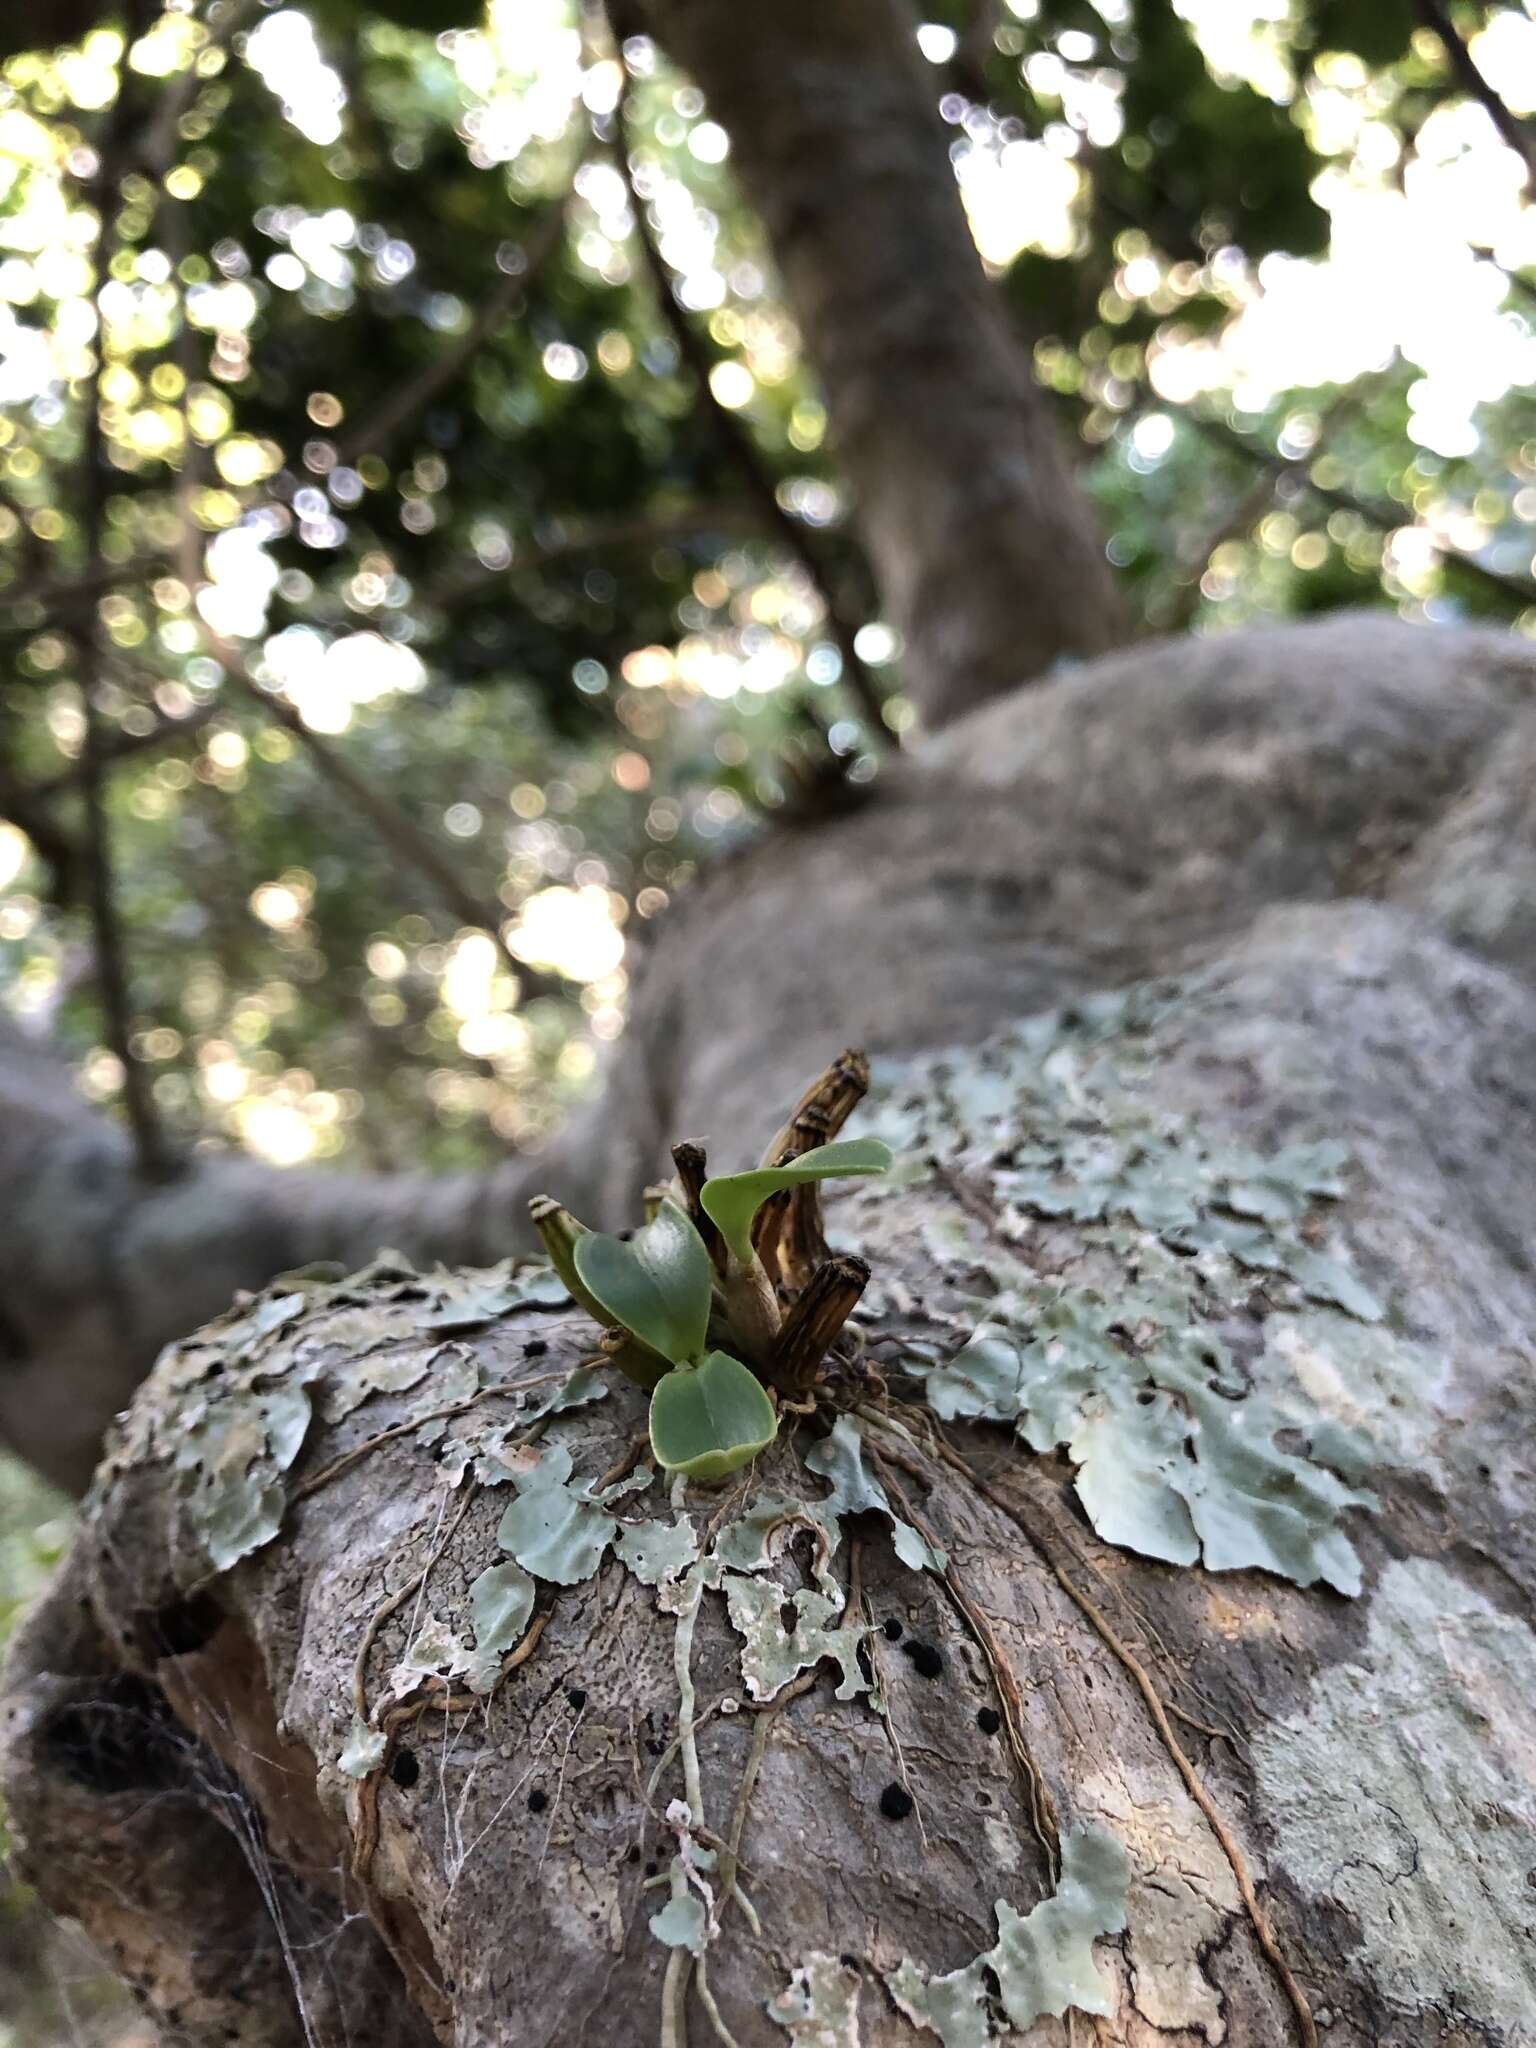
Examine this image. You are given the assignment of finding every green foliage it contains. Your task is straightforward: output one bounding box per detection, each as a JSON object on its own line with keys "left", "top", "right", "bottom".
{"left": 1309, "top": 0, "right": 1417, "bottom": 66}
{"left": 574, "top": 1198, "right": 714, "bottom": 1366}
{"left": 700, "top": 1137, "right": 892, "bottom": 1264}
{"left": 647, "top": 1348, "right": 778, "bottom": 1481}
{"left": 573, "top": 1195, "right": 780, "bottom": 1479}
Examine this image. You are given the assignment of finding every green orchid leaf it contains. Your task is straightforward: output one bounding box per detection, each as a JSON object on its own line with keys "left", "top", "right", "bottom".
{"left": 574, "top": 1198, "right": 714, "bottom": 1365}
{"left": 649, "top": 1351, "right": 778, "bottom": 1481}
{"left": 701, "top": 1138, "right": 892, "bottom": 1263}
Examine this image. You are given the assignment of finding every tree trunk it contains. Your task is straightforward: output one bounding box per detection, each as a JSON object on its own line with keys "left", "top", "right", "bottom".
{"left": 634, "top": 0, "right": 1132, "bottom": 725}
{"left": 5, "top": 613, "right": 1536, "bottom": 2047}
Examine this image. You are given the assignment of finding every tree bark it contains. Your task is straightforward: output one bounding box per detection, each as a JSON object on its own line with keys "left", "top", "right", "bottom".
{"left": 632, "top": 0, "right": 1132, "bottom": 726}
{"left": 5, "top": 613, "right": 1536, "bottom": 2046}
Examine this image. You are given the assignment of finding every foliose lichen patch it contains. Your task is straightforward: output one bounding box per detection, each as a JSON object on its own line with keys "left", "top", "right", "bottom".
{"left": 881, "top": 1822, "right": 1131, "bottom": 2048}
{"left": 97, "top": 1250, "right": 578, "bottom": 1576}
{"left": 854, "top": 982, "right": 1397, "bottom": 1592}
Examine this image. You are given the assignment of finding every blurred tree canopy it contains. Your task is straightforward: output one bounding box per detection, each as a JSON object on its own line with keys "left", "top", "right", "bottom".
{"left": 0, "top": 0, "right": 1531, "bottom": 1183}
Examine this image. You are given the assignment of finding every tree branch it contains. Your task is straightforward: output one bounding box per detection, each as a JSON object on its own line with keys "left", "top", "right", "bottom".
{"left": 75, "top": 63, "right": 178, "bottom": 1184}
{"left": 334, "top": 193, "right": 572, "bottom": 469}
{"left": 632, "top": 0, "right": 1131, "bottom": 726}
{"left": 1416, "top": 0, "right": 1535, "bottom": 188}
{"left": 134, "top": 0, "right": 265, "bottom": 181}
{"left": 0, "top": 759, "right": 79, "bottom": 902}
{"left": 1177, "top": 405, "right": 1536, "bottom": 613}
{"left": 1151, "top": 383, "right": 1378, "bottom": 630}
{"left": 31, "top": 690, "right": 220, "bottom": 799}
{"left": 200, "top": 622, "right": 561, "bottom": 1002}
{"left": 424, "top": 501, "right": 762, "bottom": 613}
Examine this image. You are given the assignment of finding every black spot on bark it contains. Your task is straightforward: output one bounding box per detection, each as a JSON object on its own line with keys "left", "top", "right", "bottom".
{"left": 879, "top": 1782, "right": 914, "bottom": 1821}
{"left": 527, "top": 1788, "right": 548, "bottom": 1813}
{"left": 902, "top": 1639, "right": 943, "bottom": 1679}
{"left": 139, "top": 1590, "right": 223, "bottom": 1659}
{"left": 389, "top": 1746, "right": 420, "bottom": 1789}
{"left": 566, "top": 1686, "right": 587, "bottom": 1710}
{"left": 882, "top": 1617, "right": 903, "bottom": 1641}
{"left": 523, "top": 1338, "right": 548, "bottom": 1358}
{"left": 977, "top": 1707, "right": 1001, "bottom": 1735}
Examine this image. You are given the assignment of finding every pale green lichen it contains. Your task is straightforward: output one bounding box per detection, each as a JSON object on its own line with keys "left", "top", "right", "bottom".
{"left": 169, "top": 1338, "right": 326, "bottom": 1572}
{"left": 614, "top": 1515, "right": 700, "bottom": 1587}
{"left": 420, "top": 1261, "right": 570, "bottom": 1331}
{"left": 922, "top": 1266, "right": 1371, "bottom": 1594}
{"left": 1254, "top": 1557, "right": 1536, "bottom": 2037}
{"left": 883, "top": 1823, "right": 1131, "bottom": 2047}
{"left": 860, "top": 990, "right": 1390, "bottom": 1593}
{"left": 804, "top": 1415, "right": 946, "bottom": 1573}
{"left": 384, "top": 1612, "right": 471, "bottom": 1703}
{"left": 438, "top": 1367, "right": 609, "bottom": 1487}
{"left": 495, "top": 1442, "right": 620, "bottom": 1585}
{"left": 723, "top": 1576, "right": 869, "bottom": 1704}
{"left": 648, "top": 1890, "right": 708, "bottom": 1954}
{"left": 114, "top": 1248, "right": 587, "bottom": 1575}
{"left": 338, "top": 1717, "right": 388, "bottom": 1779}
{"left": 465, "top": 1559, "right": 536, "bottom": 1691}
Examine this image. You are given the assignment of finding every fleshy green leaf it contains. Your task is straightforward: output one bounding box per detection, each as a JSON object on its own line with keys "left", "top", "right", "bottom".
{"left": 574, "top": 1199, "right": 714, "bottom": 1365}
{"left": 700, "top": 1138, "right": 892, "bottom": 1263}
{"left": 649, "top": 1350, "right": 778, "bottom": 1481}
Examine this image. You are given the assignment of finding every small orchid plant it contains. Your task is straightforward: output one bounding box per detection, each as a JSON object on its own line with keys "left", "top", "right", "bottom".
{"left": 532, "top": 1053, "right": 890, "bottom": 1480}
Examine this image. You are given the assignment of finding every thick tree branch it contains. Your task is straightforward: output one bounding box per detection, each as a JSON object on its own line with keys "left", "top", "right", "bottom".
{"left": 0, "top": 1004, "right": 564, "bottom": 1492}
{"left": 631, "top": 0, "right": 1131, "bottom": 727}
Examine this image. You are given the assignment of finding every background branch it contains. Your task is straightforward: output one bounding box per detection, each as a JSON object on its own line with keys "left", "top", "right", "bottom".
{"left": 203, "top": 622, "right": 561, "bottom": 1003}
{"left": 335, "top": 191, "right": 573, "bottom": 468}
{"left": 74, "top": 61, "right": 177, "bottom": 1183}
{"left": 1179, "top": 405, "right": 1536, "bottom": 612}
{"left": 611, "top": 65, "right": 892, "bottom": 743}
{"left": 1416, "top": 0, "right": 1535, "bottom": 187}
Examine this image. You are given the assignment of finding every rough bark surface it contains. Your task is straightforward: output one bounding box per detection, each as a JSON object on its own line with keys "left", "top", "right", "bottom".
{"left": 634, "top": 0, "right": 1132, "bottom": 723}
{"left": 5, "top": 613, "right": 1536, "bottom": 2047}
